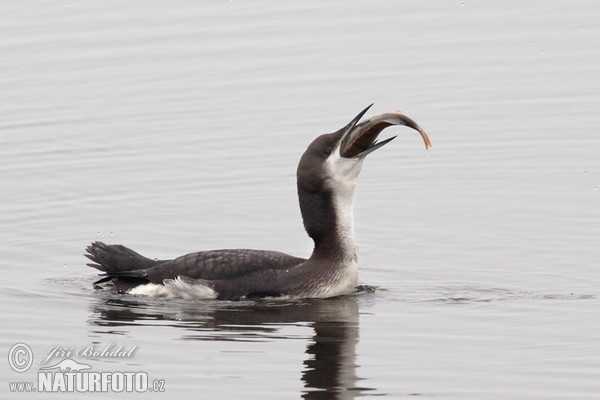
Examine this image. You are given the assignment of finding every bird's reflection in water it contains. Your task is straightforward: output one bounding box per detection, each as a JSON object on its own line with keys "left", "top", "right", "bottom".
{"left": 89, "top": 288, "right": 377, "bottom": 398}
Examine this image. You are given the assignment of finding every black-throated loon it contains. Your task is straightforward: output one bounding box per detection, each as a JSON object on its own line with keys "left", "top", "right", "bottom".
{"left": 85, "top": 104, "right": 431, "bottom": 300}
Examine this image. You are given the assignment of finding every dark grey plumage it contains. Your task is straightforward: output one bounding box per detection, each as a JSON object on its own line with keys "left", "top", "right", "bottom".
{"left": 86, "top": 242, "right": 305, "bottom": 298}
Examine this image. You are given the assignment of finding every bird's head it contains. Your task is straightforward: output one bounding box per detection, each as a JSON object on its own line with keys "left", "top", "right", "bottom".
{"left": 297, "top": 104, "right": 431, "bottom": 195}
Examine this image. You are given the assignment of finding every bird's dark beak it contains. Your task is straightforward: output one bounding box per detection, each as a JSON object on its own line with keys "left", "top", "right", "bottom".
{"left": 339, "top": 104, "right": 432, "bottom": 158}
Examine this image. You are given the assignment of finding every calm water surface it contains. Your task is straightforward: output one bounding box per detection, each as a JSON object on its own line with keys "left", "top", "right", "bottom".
{"left": 1, "top": 1, "right": 599, "bottom": 399}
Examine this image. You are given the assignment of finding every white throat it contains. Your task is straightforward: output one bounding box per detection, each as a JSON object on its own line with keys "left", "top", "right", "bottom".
{"left": 323, "top": 148, "right": 364, "bottom": 260}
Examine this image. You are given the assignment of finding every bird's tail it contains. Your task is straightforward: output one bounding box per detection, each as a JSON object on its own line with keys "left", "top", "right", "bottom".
{"left": 85, "top": 241, "right": 164, "bottom": 285}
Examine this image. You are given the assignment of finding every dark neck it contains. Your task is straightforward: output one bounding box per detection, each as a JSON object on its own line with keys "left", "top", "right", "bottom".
{"left": 298, "top": 188, "right": 357, "bottom": 262}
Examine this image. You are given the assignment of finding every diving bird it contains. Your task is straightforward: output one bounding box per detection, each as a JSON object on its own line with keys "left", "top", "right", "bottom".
{"left": 85, "top": 104, "right": 431, "bottom": 300}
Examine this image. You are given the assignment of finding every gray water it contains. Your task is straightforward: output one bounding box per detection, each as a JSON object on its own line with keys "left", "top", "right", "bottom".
{"left": 1, "top": 1, "right": 599, "bottom": 399}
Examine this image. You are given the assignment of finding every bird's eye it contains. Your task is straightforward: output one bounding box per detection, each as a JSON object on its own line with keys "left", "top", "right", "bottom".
{"left": 323, "top": 147, "right": 332, "bottom": 156}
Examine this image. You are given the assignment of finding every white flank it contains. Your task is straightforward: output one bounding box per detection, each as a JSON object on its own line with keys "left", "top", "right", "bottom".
{"left": 127, "top": 277, "right": 217, "bottom": 300}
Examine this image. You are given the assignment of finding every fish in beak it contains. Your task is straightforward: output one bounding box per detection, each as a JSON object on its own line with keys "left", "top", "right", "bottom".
{"left": 339, "top": 104, "right": 432, "bottom": 158}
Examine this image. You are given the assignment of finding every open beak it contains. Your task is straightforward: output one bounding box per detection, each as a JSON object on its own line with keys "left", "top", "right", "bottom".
{"left": 339, "top": 104, "right": 432, "bottom": 158}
